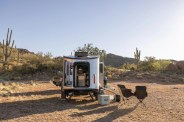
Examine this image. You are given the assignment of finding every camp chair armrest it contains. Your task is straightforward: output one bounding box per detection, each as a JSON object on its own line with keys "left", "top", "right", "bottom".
{"left": 127, "top": 89, "right": 132, "bottom": 92}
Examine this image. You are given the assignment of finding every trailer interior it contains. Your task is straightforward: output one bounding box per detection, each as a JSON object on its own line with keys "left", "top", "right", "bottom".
{"left": 73, "top": 62, "right": 90, "bottom": 87}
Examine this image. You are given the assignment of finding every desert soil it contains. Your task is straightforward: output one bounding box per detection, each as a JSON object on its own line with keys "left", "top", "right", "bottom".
{"left": 0, "top": 80, "right": 184, "bottom": 122}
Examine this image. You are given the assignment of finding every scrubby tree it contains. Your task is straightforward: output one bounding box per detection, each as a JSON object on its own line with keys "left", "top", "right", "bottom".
{"left": 44, "top": 52, "right": 53, "bottom": 59}
{"left": 76, "top": 43, "right": 106, "bottom": 62}
{"left": 139, "top": 56, "right": 171, "bottom": 71}
{"left": 120, "top": 63, "right": 136, "bottom": 70}
{"left": 144, "top": 56, "right": 155, "bottom": 62}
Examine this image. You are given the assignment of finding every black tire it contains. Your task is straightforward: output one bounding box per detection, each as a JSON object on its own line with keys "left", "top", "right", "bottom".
{"left": 94, "top": 92, "right": 98, "bottom": 100}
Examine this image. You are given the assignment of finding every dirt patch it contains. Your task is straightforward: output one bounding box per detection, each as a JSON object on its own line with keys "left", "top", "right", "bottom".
{"left": 0, "top": 80, "right": 184, "bottom": 122}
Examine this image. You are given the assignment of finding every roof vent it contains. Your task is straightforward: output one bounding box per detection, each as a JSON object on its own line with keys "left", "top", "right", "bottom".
{"left": 75, "top": 52, "right": 88, "bottom": 57}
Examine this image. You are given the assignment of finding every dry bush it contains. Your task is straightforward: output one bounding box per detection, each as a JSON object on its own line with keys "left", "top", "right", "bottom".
{"left": 30, "top": 80, "right": 38, "bottom": 86}
{"left": 0, "top": 82, "right": 19, "bottom": 97}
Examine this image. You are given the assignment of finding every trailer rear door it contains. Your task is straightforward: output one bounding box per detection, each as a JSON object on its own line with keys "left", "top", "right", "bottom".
{"left": 64, "top": 61, "right": 73, "bottom": 86}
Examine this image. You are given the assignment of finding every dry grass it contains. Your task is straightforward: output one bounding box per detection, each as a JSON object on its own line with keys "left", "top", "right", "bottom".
{"left": 0, "top": 80, "right": 184, "bottom": 122}
{"left": 0, "top": 82, "right": 19, "bottom": 97}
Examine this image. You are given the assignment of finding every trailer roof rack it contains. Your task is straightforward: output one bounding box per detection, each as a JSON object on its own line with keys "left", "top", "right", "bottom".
{"left": 75, "top": 52, "right": 88, "bottom": 57}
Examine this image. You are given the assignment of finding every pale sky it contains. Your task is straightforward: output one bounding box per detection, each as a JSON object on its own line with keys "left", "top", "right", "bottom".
{"left": 0, "top": 0, "right": 184, "bottom": 60}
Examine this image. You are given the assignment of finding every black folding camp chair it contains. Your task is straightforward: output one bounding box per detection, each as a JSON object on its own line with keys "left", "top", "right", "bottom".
{"left": 134, "top": 86, "right": 148, "bottom": 106}
{"left": 117, "top": 84, "right": 134, "bottom": 104}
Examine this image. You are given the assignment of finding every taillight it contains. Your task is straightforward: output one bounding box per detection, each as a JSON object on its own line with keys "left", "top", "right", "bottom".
{"left": 70, "top": 64, "right": 72, "bottom": 75}
{"left": 93, "top": 74, "right": 95, "bottom": 84}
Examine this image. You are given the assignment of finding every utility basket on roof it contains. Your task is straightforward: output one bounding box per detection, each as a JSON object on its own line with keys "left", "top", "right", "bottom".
{"left": 75, "top": 52, "right": 88, "bottom": 57}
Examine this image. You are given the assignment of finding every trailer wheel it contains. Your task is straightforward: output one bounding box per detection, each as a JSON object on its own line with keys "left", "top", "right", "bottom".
{"left": 61, "top": 90, "right": 66, "bottom": 99}
{"left": 64, "top": 91, "right": 70, "bottom": 99}
{"left": 93, "top": 92, "right": 98, "bottom": 100}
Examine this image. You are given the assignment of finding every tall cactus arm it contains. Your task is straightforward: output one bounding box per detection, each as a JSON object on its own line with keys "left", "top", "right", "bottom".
{"left": 6, "top": 28, "right": 9, "bottom": 44}
{"left": 8, "top": 30, "right": 12, "bottom": 45}
{"left": 8, "top": 40, "right": 14, "bottom": 57}
{"left": 2, "top": 39, "right": 5, "bottom": 54}
{"left": 138, "top": 51, "right": 141, "bottom": 59}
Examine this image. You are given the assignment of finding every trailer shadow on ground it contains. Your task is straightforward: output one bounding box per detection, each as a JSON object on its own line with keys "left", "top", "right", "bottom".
{"left": 0, "top": 88, "right": 102, "bottom": 121}
{"left": 4, "top": 89, "right": 61, "bottom": 97}
{"left": 71, "top": 102, "right": 139, "bottom": 122}
{"left": 0, "top": 97, "right": 65, "bottom": 120}
{"left": 109, "top": 79, "right": 184, "bottom": 85}
{"left": 0, "top": 90, "right": 138, "bottom": 121}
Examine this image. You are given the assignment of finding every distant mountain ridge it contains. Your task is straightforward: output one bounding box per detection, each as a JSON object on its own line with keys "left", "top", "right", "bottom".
{"left": 17, "top": 48, "right": 35, "bottom": 54}
{"left": 0, "top": 42, "right": 34, "bottom": 55}
{"left": 104, "top": 53, "right": 136, "bottom": 67}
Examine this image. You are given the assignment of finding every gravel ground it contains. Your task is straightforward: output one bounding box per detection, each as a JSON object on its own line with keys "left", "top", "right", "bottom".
{"left": 0, "top": 80, "right": 184, "bottom": 122}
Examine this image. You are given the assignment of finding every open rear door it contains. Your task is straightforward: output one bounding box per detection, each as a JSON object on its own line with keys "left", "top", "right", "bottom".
{"left": 64, "top": 61, "right": 73, "bottom": 86}
{"left": 99, "top": 62, "right": 104, "bottom": 87}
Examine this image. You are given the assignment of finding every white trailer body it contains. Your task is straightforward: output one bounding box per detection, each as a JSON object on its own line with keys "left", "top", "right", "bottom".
{"left": 62, "top": 53, "right": 104, "bottom": 98}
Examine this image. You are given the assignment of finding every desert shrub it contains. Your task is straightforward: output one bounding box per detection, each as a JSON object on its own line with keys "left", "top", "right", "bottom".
{"left": 10, "top": 64, "right": 35, "bottom": 76}
{"left": 30, "top": 80, "right": 38, "bottom": 86}
{"left": 105, "top": 66, "right": 124, "bottom": 80}
{"left": 139, "top": 57, "right": 171, "bottom": 71}
{"left": 112, "top": 74, "right": 121, "bottom": 80}
{"left": 158, "top": 60, "right": 172, "bottom": 70}
{"left": 0, "top": 52, "right": 3, "bottom": 61}
{"left": 12, "top": 53, "right": 63, "bottom": 75}
{"left": 0, "top": 50, "right": 64, "bottom": 79}
{"left": 21, "top": 52, "right": 60, "bottom": 73}
{"left": 36, "top": 63, "right": 48, "bottom": 72}
{"left": 176, "top": 61, "right": 184, "bottom": 73}
{"left": 17, "top": 64, "right": 37, "bottom": 75}
{"left": 120, "top": 63, "right": 136, "bottom": 70}
{"left": 166, "top": 61, "right": 184, "bottom": 74}
{"left": 107, "top": 74, "right": 112, "bottom": 79}
{"left": 50, "top": 57, "right": 63, "bottom": 73}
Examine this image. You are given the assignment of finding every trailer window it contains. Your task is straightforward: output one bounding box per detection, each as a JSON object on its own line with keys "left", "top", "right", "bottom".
{"left": 100, "top": 63, "right": 104, "bottom": 73}
{"left": 67, "top": 63, "right": 69, "bottom": 75}
{"left": 70, "top": 64, "right": 73, "bottom": 75}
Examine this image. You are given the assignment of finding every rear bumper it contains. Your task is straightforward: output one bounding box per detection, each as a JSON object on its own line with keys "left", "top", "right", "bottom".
{"left": 64, "top": 86, "right": 98, "bottom": 90}
{"left": 63, "top": 88, "right": 99, "bottom": 92}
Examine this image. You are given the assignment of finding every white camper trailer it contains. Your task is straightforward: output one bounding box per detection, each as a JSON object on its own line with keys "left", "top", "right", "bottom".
{"left": 61, "top": 52, "right": 104, "bottom": 100}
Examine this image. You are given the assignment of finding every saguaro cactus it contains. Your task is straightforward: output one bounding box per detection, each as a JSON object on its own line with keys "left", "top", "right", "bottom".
{"left": 134, "top": 47, "right": 141, "bottom": 69}
{"left": 15, "top": 46, "right": 20, "bottom": 64}
{"left": 2, "top": 28, "right": 15, "bottom": 69}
